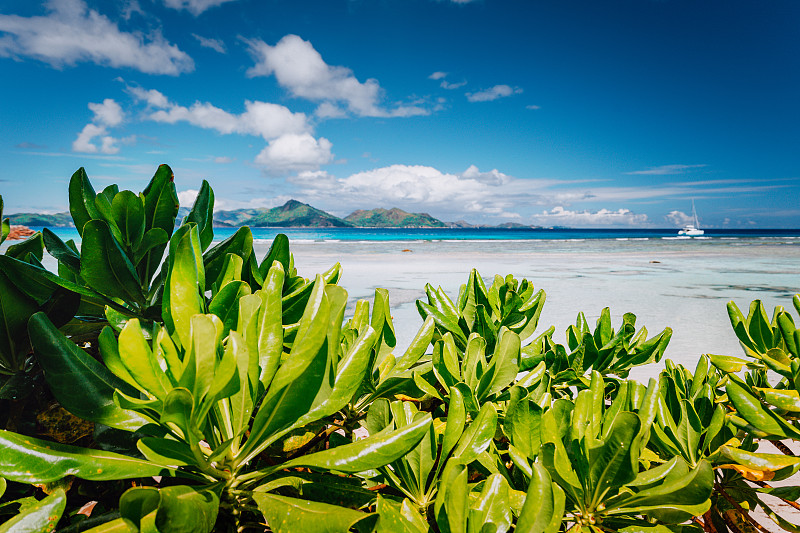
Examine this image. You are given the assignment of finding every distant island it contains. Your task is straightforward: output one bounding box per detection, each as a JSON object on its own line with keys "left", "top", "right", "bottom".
{"left": 7, "top": 200, "right": 543, "bottom": 229}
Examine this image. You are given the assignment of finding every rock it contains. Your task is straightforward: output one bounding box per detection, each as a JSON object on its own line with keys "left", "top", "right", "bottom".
{"left": 7, "top": 225, "right": 35, "bottom": 240}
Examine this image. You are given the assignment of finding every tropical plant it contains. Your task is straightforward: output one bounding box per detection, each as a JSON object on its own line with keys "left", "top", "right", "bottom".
{"left": 2, "top": 223, "right": 431, "bottom": 532}
{"left": 5, "top": 164, "right": 800, "bottom": 533}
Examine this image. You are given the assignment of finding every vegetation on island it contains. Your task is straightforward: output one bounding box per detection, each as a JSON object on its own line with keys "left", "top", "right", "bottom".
{"left": 2, "top": 165, "right": 800, "bottom": 533}
{"left": 8, "top": 200, "right": 544, "bottom": 230}
{"left": 344, "top": 207, "right": 447, "bottom": 228}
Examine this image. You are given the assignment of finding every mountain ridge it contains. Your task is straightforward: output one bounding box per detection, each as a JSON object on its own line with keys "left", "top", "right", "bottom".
{"left": 6, "top": 200, "right": 540, "bottom": 229}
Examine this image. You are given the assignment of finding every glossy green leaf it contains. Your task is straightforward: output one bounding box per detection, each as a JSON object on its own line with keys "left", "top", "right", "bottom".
{"left": 720, "top": 445, "right": 800, "bottom": 480}
{"left": 505, "top": 399, "right": 543, "bottom": 459}
{"left": 258, "top": 233, "right": 290, "bottom": 278}
{"left": 253, "top": 492, "right": 371, "bottom": 533}
{"left": 68, "top": 167, "right": 102, "bottom": 235}
{"left": 81, "top": 220, "right": 144, "bottom": 305}
{"left": 208, "top": 280, "right": 250, "bottom": 334}
{"left": 375, "top": 496, "right": 427, "bottom": 533}
{"left": 0, "top": 487, "right": 65, "bottom": 533}
{"left": 42, "top": 228, "right": 81, "bottom": 274}
{"left": 111, "top": 191, "right": 145, "bottom": 250}
{"left": 119, "top": 485, "right": 219, "bottom": 533}
{"left": 141, "top": 164, "right": 178, "bottom": 236}
{"left": 469, "top": 474, "right": 512, "bottom": 533}
{"left": 118, "top": 318, "right": 171, "bottom": 399}
{"left": 0, "top": 269, "right": 38, "bottom": 371}
{"left": 181, "top": 180, "right": 214, "bottom": 251}
{"left": 5, "top": 232, "right": 44, "bottom": 262}
{"left": 164, "top": 224, "right": 205, "bottom": 349}
{"left": 282, "top": 413, "right": 431, "bottom": 474}
{"left": 256, "top": 262, "right": 285, "bottom": 389}
{"left": 435, "top": 462, "right": 468, "bottom": 533}
{"left": 451, "top": 402, "right": 497, "bottom": 464}
{"left": 727, "top": 378, "right": 800, "bottom": 439}
{"left": 516, "top": 463, "right": 565, "bottom": 533}
{"left": 29, "top": 313, "right": 146, "bottom": 431}
{"left": 0, "top": 430, "right": 170, "bottom": 483}
{"left": 203, "top": 227, "right": 253, "bottom": 292}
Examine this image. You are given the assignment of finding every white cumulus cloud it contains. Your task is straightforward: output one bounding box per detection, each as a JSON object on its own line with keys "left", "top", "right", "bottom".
{"left": 289, "top": 164, "right": 532, "bottom": 219}
{"left": 73, "top": 98, "right": 131, "bottom": 154}
{"left": 466, "top": 84, "right": 523, "bottom": 102}
{"left": 0, "top": 0, "right": 193, "bottom": 75}
{"left": 162, "top": 0, "right": 238, "bottom": 15}
{"left": 255, "top": 133, "right": 334, "bottom": 174}
{"left": 665, "top": 210, "right": 693, "bottom": 226}
{"left": 132, "top": 88, "right": 311, "bottom": 140}
{"left": 246, "top": 34, "right": 428, "bottom": 118}
{"left": 88, "top": 98, "right": 124, "bottom": 127}
{"left": 130, "top": 87, "right": 334, "bottom": 174}
{"left": 530, "top": 207, "right": 649, "bottom": 227}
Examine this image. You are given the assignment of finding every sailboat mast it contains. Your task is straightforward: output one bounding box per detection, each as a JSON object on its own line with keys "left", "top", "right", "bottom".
{"left": 691, "top": 199, "right": 699, "bottom": 228}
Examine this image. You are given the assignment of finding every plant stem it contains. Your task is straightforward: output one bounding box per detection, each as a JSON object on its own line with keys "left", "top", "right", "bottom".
{"left": 772, "top": 440, "right": 795, "bottom": 456}
{"left": 715, "top": 483, "right": 771, "bottom": 533}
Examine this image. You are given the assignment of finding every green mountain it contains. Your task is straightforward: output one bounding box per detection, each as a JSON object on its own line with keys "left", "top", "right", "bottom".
{"left": 344, "top": 207, "right": 446, "bottom": 228}
{"left": 7, "top": 212, "right": 73, "bottom": 227}
{"left": 235, "top": 200, "right": 351, "bottom": 227}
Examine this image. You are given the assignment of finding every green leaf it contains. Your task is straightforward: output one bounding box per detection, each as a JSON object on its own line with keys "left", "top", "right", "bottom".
{"left": 142, "top": 164, "right": 179, "bottom": 237}
{"left": 0, "top": 268, "right": 38, "bottom": 372}
{"left": 80, "top": 220, "right": 144, "bottom": 306}
{"left": 720, "top": 446, "right": 800, "bottom": 480}
{"left": 120, "top": 485, "right": 219, "bottom": 533}
{"left": 375, "top": 496, "right": 428, "bottom": 533}
{"left": 0, "top": 430, "right": 170, "bottom": 483}
{"left": 469, "top": 474, "right": 512, "bottom": 533}
{"left": 140, "top": 165, "right": 179, "bottom": 284}
{"left": 451, "top": 402, "right": 497, "bottom": 464}
{"left": 29, "top": 313, "right": 146, "bottom": 431}
{"left": 587, "top": 411, "right": 640, "bottom": 506}
{"left": 282, "top": 413, "right": 432, "bottom": 474}
{"left": 726, "top": 378, "right": 800, "bottom": 439}
{"left": 208, "top": 280, "right": 250, "bottom": 334}
{"left": 68, "top": 167, "right": 102, "bottom": 235}
{"left": 42, "top": 228, "right": 81, "bottom": 274}
{"left": 181, "top": 180, "right": 214, "bottom": 251}
{"left": 259, "top": 233, "right": 291, "bottom": 278}
{"left": 112, "top": 191, "right": 145, "bottom": 250}
{"left": 164, "top": 224, "right": 205, "bottom": 349}
{"left": 118, "top": 318, "right": 171, "bottom": 399}
{"left": 435, "top": 462, "right": 468, "bottom": 533}
{"left": 504, "top": 399, "right": 543, "bottom": 459}
{"left": 256, "top": 262, "right": 285, "bottom": 389}
{"left": 0, "top": 487, "right": 66, "bottom": 533}
{"left": 516, "top": 463, "right": 565, "bottom": 533}
{"left": 5, "top": 232, "right": 44, "bottom": 262}
{"left": 203, "top": 227, "right": 253, "bottom": 293}
{"left": 252, "top": 492, "right": 372, "bottom": 533}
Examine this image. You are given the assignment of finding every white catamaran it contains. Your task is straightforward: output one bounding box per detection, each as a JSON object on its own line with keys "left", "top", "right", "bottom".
{"left": 678, "top": 200, "right": 704, "bottom": 237}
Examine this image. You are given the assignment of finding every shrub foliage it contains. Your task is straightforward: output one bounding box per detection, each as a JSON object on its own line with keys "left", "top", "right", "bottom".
{"left": 0, "top": 165, "right": 799, "bottom": 533}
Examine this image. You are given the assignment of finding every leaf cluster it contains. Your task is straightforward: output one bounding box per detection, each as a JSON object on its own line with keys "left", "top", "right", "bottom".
{"left": 1, "top": 167, "right": 799, "bottom": 533}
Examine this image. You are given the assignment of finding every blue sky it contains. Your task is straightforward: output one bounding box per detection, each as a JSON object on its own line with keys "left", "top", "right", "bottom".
{"left": 1, "top": 0, "right": 798, "bottom": 227}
